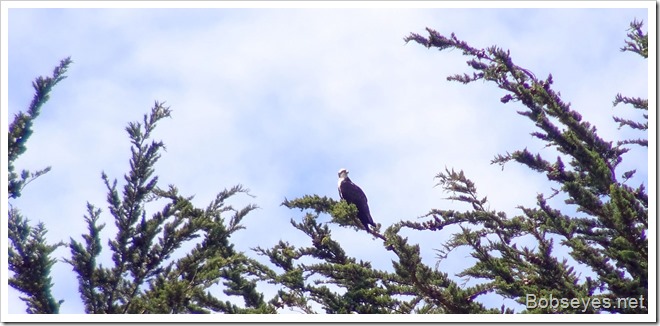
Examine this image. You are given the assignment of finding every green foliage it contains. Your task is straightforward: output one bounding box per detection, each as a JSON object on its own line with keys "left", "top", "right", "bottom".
{"left": 612, "top": 19, "right": 648, "bottom": 149}
{"left": 8, "top": 57, "right": 71, "bottom": 199}
{"left": 7, "top": 59, "right": 71, "bottom": 313}
{"left": 9, "top": 19, "right": 647, "bottom": 315}
{"left": 64, "top": 102, "right": 274, "bottom": 313}
{"left": 256, "top": 196, "right": 501, "bottom": 314}
{"left": 399, "top": 22, "right": 647, "bottom": 313}
{"left": 255, "top": 20, "right": 648, "bottom": 314}
{"left": 8, "top": 207, "right": 65, "bottom": 313}
{"left": 256, "top": 197, "right": 414, "bottom": 314}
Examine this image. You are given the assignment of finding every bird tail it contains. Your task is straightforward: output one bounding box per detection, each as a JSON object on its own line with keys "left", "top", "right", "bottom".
{"left": 362, "top": 212, "right": 376, "bottom": 232}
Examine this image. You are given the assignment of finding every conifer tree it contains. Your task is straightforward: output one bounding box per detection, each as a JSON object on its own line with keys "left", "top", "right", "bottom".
{"left": 8, "top": 19, "right": 647, "bottom": 315}
{"left": 8, "top": 58, "right": 72, "bottom": 313}
{"left": 65, "top": 102, "right": 275, "bottom": 313}
{"left": 401, "top": 19, "right": 648, "bottom": 313}
{"left": 9, "top": 61, "right": 274, "bottom": 314}
{"left": 255, "top": 196, "right": 501, "bottom": 313}
{"left": 256, "top": 20, "right": 648, "bottom": 314}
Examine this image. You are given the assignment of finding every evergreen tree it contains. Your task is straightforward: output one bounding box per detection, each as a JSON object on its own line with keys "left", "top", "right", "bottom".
{"left": 254, "top": 196, "right": 500, "bottom": 313}
{"left": 7, "top": 19, "right": 647, "bottom": 315}
{"left": 256, "top": 20, "right": 648, "bottom": 314}
{"left": 9, "top": 61, "right": 274, "bottom": 314}
{"left": 8, "top": 58, "right": 72, "bottom": 314}
{"left": 65, "top": 102, "right": 275, "bottom": 313}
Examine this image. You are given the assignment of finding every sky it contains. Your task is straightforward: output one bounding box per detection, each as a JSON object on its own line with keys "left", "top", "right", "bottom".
{"left": 2, "top": 1, "right": 654, "bottom": 321}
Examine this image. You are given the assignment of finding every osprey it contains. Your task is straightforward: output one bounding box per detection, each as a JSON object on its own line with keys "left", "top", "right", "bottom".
{"left": 337, "top": 168, "right": 376, "bottom": 232}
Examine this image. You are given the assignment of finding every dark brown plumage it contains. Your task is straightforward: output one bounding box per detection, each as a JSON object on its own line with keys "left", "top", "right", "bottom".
{"left": 338, "top": 168, "right": 376, "bottom": 232}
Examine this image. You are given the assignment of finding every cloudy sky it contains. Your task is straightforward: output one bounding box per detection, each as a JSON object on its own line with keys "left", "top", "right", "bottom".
{"left": 3, "top": 1, "right": 652, "bottom": 319}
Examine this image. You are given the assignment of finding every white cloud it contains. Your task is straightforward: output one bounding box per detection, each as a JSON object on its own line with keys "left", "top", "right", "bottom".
{"left": 5, "top": 4, "right": 650, "bottom": 315}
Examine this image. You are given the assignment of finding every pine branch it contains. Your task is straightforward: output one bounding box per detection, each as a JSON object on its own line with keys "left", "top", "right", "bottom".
{"left": 8, "top": 57, "right": 72, "bottom": 199}
{"left": 258, "top": 197, "right": 424, "bottom": 313}
{"left": 620, "top": 19, "right": 648, "bottom": 58}
{"left": 66, "top": 102, "right": 269, "bottom": 313}
{"left": 7, "top": 58, "right": 71, "bottom": 314}
{"left": 404, "top": 21, "right": 647, "bottom": 313}
{"left": 9, "top": 206, "right": 65, "bottom": 313}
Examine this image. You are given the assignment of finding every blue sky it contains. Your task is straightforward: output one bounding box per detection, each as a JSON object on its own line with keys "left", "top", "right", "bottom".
{"left": 3, "top": 1, "right": 653, "bottom": 320}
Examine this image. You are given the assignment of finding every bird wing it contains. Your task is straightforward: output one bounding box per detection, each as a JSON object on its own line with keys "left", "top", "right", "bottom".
{"left": 340, "top": 178, "right": 367, "bottom": 204}
{"left": 340, "top": 179, "right": 375, "bottom": 229}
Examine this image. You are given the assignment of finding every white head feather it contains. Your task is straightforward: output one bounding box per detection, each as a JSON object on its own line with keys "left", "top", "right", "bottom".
{"left": 338, "top": 168, "right": 349, "bottom": 189}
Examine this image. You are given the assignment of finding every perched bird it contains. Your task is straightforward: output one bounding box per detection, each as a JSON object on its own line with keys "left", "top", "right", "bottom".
{"left": 337, "top": 168, "right": 376, "bottom": 232}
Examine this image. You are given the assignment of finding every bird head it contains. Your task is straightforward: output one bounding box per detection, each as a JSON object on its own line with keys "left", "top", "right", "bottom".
{"left": 338, "top": 168, "right": 349, "bottom": 179}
